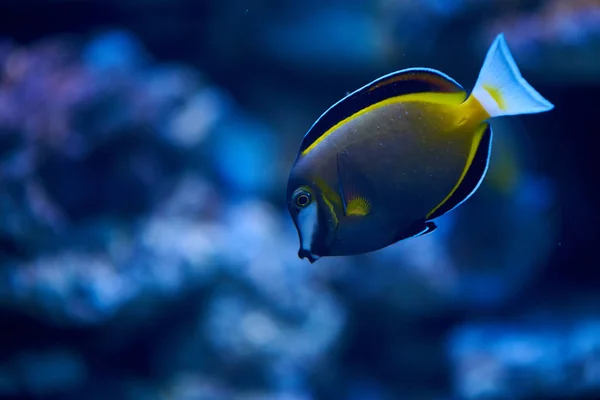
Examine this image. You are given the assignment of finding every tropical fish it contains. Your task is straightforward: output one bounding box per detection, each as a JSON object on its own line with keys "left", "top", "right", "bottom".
{"left": 286, "top": 33, "right": 554, "bottom": 263}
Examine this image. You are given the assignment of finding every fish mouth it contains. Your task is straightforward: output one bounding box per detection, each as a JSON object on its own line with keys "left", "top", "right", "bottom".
{"left": 298, "top": 248, "right": 320, "bottom": 263}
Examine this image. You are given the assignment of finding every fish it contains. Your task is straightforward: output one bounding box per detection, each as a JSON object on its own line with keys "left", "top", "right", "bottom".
{"left": 286, "top": 33, "right": 554, "bottom": 263}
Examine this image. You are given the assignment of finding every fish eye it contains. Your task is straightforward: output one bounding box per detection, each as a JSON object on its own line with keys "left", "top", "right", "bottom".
{"left": 293, "top": 189, "right": 312, "bottom": 209}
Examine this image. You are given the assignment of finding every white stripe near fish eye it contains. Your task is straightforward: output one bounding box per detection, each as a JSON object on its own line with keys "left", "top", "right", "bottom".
{"left": 298, "top": 202, "right": 318, "bottom": 253}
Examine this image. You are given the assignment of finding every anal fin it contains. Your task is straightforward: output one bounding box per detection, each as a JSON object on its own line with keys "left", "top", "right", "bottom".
{"left": 415, "top": 221, "right": 437, "bottom": 237}
{"left": 393, "top": 220, "right": 437, "bottom": 243}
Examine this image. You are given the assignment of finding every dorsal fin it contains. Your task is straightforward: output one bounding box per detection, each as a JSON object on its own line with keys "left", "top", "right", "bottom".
{"left": 298, "top": 68, "right": 467, "bottom": 155}
{"left": 427, "top": 123, "right": 493, "bottom": 220}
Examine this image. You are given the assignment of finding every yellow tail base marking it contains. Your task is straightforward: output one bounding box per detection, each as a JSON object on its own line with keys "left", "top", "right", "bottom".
{"left": 457, "top": 94, "right": 491, "bottom": 126}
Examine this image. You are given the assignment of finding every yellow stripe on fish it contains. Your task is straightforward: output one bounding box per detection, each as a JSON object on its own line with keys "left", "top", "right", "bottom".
{"left": 426, "top": 122, "right": 490, "bottom": 219}
{"left": 301, "top": 91, "right": 467, "bottom": 157}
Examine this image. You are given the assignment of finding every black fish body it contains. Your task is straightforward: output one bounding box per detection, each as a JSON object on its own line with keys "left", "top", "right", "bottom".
{"left": 293, "top": 99, "right": 487, "bottom": 255}
{"left": 286, "top": 34, "right": 554, "bottom": 263}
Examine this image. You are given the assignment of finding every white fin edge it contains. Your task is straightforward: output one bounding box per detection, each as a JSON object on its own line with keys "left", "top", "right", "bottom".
{"left": 471, "top": 33, "right": 554, "bottom": 118}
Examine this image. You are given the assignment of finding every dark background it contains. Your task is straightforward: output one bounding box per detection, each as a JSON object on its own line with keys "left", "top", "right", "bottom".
{"left": 1, "top": 0, "right": 599, "bottom": 399}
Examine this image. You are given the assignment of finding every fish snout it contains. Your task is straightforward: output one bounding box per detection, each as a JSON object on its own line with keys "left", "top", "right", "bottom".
{"left": 298, "top": 248, "right": 320, "bottom": 263}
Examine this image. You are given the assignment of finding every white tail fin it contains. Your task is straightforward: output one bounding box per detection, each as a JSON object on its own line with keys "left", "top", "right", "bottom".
{"left": 471, "top": 33, "right": 554, "bottom": 118}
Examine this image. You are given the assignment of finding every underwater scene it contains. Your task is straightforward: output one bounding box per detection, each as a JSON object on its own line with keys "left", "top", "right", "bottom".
{"left": 1, "top": 0, "right": 599, "bottom": 399}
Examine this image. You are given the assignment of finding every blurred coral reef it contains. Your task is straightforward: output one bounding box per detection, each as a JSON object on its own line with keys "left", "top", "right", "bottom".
{"left": 0, "top": 0, "right": 598, "bottom": 399}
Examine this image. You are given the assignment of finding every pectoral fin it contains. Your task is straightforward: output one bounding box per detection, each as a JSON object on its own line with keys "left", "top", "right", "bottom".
{"left": 337, "top": 150, "right": 372, "bottom": 217}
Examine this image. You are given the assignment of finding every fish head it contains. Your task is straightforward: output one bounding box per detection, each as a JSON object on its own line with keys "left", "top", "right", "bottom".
{"left": 286, "top": 176, "right": 338, "bottom": 263}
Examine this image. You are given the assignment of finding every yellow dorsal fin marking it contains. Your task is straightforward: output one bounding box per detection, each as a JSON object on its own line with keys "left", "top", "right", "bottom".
{"left": 483, "top": 84, "right": 505, "bottom": 111}
{"left": 426, "top": 123, "right": 488, "bottom": 219}
{"left": 346, "top": 195, "right": 371, "bottom": 217}
{"left": 301, "top": 91, "right": 466, "bottom": 157}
